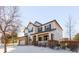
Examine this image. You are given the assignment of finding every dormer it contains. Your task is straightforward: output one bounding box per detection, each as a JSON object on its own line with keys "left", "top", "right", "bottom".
{"left": 34, "top": 21, "right": 42, "bottom": 26}
{"left": 26, "top": 21, "right": 39, "bottom": 33}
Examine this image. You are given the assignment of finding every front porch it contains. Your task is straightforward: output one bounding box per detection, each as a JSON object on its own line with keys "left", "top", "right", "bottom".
{"left": 31, "top": 32, "right": 54, "bottom": 46}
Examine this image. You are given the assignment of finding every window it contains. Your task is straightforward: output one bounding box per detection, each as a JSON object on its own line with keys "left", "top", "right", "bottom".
{"left": 38, "top": 27, "right": 42, "bottom": 32}
{"left": 44, "top": 36, "right": 48, "bottom": 41}
{"left": 38, "top": 37, "right": 42, "bottom": 41}
{"left": 45, "top": 24, "right": 51, "bottom": 31}
{"left": 48, "top": 24, "right": 51, "bottom": 29}
{"left": 28, "top": 27, "right": 33, "bottom": 33}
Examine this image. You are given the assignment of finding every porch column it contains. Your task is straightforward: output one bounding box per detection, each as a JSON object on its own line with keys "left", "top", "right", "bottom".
{"left": 36, "top": 34, "right": 38, "bottom": 41}
{"left": 49, "top": 33, "right": 51, "bottom": 40}
{"left": 31, "top": 36, "right": 33, "bottom": 41}
{"left": 29, "top": 36, "right": 33, "bottom": 45}
{"left": 32, "top": 36, "right": 34, "bottom": 45}
{"left": 42, "top": 36, "right": 44, "bottom": 41}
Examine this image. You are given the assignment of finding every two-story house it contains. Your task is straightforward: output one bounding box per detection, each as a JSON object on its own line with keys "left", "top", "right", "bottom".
{"left": 24, "top": 20, "right": 63, "bottom": 45}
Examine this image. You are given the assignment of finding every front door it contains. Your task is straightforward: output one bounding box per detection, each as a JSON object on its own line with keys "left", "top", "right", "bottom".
{"left": 33, "top": 36, "right": 36, "bottom": 45}
{"left": 51, "top": 34, "right": 53, "bottom": 40}
{"left": 44, "top": 35, "right": 48, "bottom": 41}
{"left": 38, "top": 37, "right": 42, "bottom": 41}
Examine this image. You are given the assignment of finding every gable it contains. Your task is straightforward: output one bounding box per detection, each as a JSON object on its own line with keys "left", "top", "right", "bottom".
{"left": 27, "top": 22, "right": 38, "bottom": 29}
{"left": 53, "top": 20, "right": 63, "bottom": 30}
{"left": 34, "top": 21, "right": 42, "bottom": 26}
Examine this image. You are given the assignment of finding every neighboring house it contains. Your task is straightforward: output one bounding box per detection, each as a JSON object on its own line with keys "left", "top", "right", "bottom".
{"left": 24, "top": 20, "right": 63, "bottom": 45}
{"left": 0, "top": 31, "right": 18, "bottom": 44}
{"left": 62, "top": 38, "right": 69, "bottom": 41}
{"left": 0, "top": 32, "right": 11, "bottom": 44}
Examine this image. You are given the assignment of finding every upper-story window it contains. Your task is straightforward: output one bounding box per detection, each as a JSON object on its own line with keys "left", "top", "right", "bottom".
{"left": 45, "top": 24, "right": 51, "bottom": 31}
{"left": 38, "top": 27, "right": 42, "bottom": 32}
{"left": 48, "top": 24, "right": 51, "bottom": 29}
{"left": 28, "top": 27, "right": 33, "bottom": 33}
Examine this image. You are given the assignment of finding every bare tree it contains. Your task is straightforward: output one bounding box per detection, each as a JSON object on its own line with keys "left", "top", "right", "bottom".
{"left": 0, "top": 6, "right": 20, "bottom": 53}
{"left": 66, "top": 16, "right": 75, "bottom": 40}
{"left": 11, "top": 23, "right": 19, "bottom": 45}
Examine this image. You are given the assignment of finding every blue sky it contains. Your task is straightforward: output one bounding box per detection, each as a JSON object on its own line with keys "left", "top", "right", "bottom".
{"left": 19, "top": 6, "right": 79, "bottom": 37}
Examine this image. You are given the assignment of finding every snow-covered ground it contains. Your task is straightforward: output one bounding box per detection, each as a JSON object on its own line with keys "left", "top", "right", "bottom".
{"left": 0, "top": 45, "right": 74, "bottom": 53}
{"left": 0, "top": 45, "right": 14, "bottom": 53}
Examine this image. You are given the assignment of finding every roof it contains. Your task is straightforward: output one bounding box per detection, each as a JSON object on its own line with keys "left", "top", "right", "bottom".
{"left": 31, "top": 28, "right": 56, "bottom": 35}
{"left": 34, "top": 21, "right": 42, "bottom": 25}
{"left": 26, "top": 20, "right": 63, "bottom": 30}
{"left": 27, "top": 21, "right": 39, "bottom": 27}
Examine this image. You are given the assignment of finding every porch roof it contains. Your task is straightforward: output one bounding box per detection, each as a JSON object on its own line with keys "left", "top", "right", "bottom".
{"left": 31, "top": 28, "right": 56, "bottom": 35}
